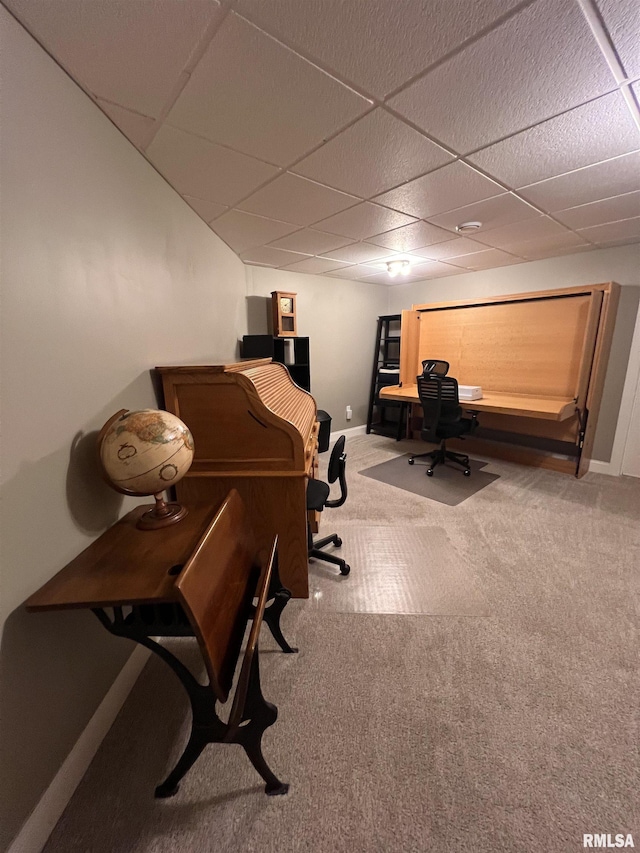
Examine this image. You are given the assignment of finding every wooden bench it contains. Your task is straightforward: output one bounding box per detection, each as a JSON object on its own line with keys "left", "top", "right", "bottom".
{"left": 26, "top": 490, "right": 295, "bottom": 798}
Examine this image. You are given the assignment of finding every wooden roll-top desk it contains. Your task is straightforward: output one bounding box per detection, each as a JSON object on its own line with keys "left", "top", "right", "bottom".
{"left": 156, "top": 359, "right": 319, "bottom": 598}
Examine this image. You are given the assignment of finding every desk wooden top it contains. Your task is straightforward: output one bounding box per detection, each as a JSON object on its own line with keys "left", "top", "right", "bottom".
{"left": 25, "top": 503, "right": 218, "bottom": 611}
{"left": 379, "top": 385, "right": 576, "bottom": 421}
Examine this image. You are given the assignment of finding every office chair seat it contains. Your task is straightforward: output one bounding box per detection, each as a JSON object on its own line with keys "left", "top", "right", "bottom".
{"left": 306, "top": 435, "right": 350, "bottom": 576}
{"left": 409, "top": 371, "right": 478, "bottom": 477}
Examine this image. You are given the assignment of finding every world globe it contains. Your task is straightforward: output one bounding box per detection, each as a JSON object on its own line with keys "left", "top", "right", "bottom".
{"left": 98, "top": 408, "right": 194, "bottom": 529}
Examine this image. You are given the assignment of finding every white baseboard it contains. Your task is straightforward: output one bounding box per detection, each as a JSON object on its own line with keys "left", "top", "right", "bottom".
{"left": 329, "top": 424, "right": 367, "bottom": 442}
{"left": 8, "top": 645, "right": 150, "bottom": 853}
{"left": 588, "top": 458, "right": 621, "bottom": 476}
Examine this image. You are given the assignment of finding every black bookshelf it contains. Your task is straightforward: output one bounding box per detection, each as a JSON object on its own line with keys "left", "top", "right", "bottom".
{"left": 242, "top": 335, "right": 311, "bottom": 392}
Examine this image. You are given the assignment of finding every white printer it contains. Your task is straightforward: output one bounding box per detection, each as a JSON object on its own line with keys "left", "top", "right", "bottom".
{"left": 458, "top": 384, "right": 483, "bottom": 401}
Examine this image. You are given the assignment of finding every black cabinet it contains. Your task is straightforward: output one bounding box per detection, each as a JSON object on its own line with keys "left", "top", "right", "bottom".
{"left": 366, "top": 315, "right": 407, "bottom": 440}
{"left": 242, "top": 335, "right": 311, "bottom": 392}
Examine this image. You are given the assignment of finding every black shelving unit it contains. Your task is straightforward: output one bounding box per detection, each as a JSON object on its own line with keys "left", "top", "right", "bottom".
{"left": 242, "top": 335, "right": 311, "bottom": 392}
{"left": 366, "top": 315, "right": 408, "bottom": 440}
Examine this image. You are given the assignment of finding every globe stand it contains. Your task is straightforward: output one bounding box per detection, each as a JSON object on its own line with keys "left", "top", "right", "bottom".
{"left": 137, "top": 493, "right": 188, "bottom": 530}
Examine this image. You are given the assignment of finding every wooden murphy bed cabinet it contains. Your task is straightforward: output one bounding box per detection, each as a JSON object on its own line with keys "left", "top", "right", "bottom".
{"left": 157, "top": 359, "right": 319, "bottom": 598}
{"left": 383, "top": 283, "right": 620, "bottom": 477}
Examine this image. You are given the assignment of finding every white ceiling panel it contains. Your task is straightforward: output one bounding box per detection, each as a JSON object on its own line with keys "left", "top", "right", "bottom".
{"left": 412, "top": 237, "right": 490, "bottom": 261}
{"left": 238, "top": 173, "right": 359, "bottom": 226}
{"left": 292, "top": 108, "right": 453, "bottom": 198}
{"left": 368, "top": 220, "right": 454, "bottom": 252}
{"left": 427, "top": 193, "right": 541, "bottom": 235}
{"left": 576, "top": 216, "right": 640, "bottom": 245}
{"left": 4, "top": 0, "right": 223, "bottom": 118}
{"left": 519, "top": 151, "right": 640, "bottom": 211}
{"left": 282, "top": 257, "right": 352, "bottom": 274}
{"left": 388, "top": 0, "right": 616, "bottom": 153}
{"left": 211, "top": 210, "right": 297, "bottom": 253}
{"left": 595, "top": 0, "right": 640, "bottom": 79}
{"left": 239, "top": 246, "right": 311, "bottom": 267}
{"left": 447, "top": 249, "right": 523, "bottom": 270}
{"left": 553, "top": 192, "right": 640, "bottom": 230}
{"left": 182, "top": 196, "right": 228, "bottom": 223}
{"left": 268, "top": 229, "right": 354, "bottom": 255}
{"left": 234, "top": 0, "right": 524, "bottom": 99}
{"left": 469, "top": 92, "right": 640, "bottom": 188}
{"left": 7, "top": 0, "right": 640, "bottom": 285}
{"left": 318, "top": 242, "right": 390, "bottom": 264}
{"left": 374, "top": 161, "right": 504, "bottom": 220}
{"left": 146, "top": 125, "right": 279, "bottom": 206}
{"left": 313, "top": 202, "right": 417, "bottom": 241}
{"left": 165, "top": 13, "right": 371, "bottom": 167}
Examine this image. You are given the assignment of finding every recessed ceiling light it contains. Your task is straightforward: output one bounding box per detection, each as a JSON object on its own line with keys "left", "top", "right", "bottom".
{"left": 386, "top": 259, "right": 411, "bottom": 278}
{"left": 455, "top": 221, "right": 482, "bottom": 233}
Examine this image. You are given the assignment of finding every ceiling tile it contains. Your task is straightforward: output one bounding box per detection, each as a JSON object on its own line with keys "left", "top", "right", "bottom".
{"left": 428, "top": 193, "right": 541, "bottom": 234}
{"left": 447, "top": 249, "right": 523, "bottom": 270}
{"left": 292, "top": 108, "right": 453, "bottom": 198}
{"left": 595, "top": 0, "right": 640, "bottom": 79}
{"left": 5, "top": 0, "right": 223, "bottom": 118}
{"left": 408, "top": 261, "right": 466, "bottom": 279}
{"left": 96, "top": 100, "right": 155, "bottom": 149}
{"left": 368, "top": 220, "right": 453, "bottom": 252}
{"left": 183, "top": 196, "right": 228, "bottom": 222}
{"left": 282, "top": 257, "right": 352, "bottom": 274}
{"left": 146, "top": 125, "right": 279, "bottom": 206}
{"left": 267, "top": 229, "right": 353, "bottom": 255}
{"left": 475, "top": 216, "right": 569, "bottom": 250}
{"left": 211, "top": 210, "right": 298, "bottom": 253}
{"left": 519, "top": 151, "right": 640, "bottom": 211}
{"left": 412, "top": 237, "right": 489, "bottom": 260}
{"left": 374, "top": 161, "right": 503, "bottom": 220}
{"left": 553, "top": 192, "right": 640, "bottom": 230}
{"left": 234, "top": 0, "right": 523, "bottom": 99}
{"left": 318, "top": 242, "right": 390, "bottom": 264}
{"left": 239, "top": 246, "right": 311, "bottom": 267}
{"left": 237, "top": 173, "right": 359, "bottom": 226}
{"left": 468, "top": 92, "right": 640, "bottom": 188}
{"left": 313, "top": 202, "right": 417, "bottom": 240}
{"left": 388, "top": 0, "right": 616, "bottom": 153}
{"left": 576, "top": 216, "right": 640, "bottom": 245}
{"left": 165, "top": 12, "right": 370, "bottom": 167}
{"left": 325, "top": 264, "right": 381, "bottom": 280}
{"left": 499, "top": 231, "right": 589, "bottom": 259}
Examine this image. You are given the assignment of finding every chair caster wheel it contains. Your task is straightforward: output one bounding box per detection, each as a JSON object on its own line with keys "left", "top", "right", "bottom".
{"left": 426, "top": 469, "right": 434, "bottom": 476}
{"left": 334, "top": 536, "right": 342, "bottom": 547}
{"left": 463, "top": 469, "right": 471, "bottom": 477}
{"left": 340, "top": 564, "right": 350, "bottom": 576}
{"left": 408, "top": 458, "right": 415, "bottom": 465}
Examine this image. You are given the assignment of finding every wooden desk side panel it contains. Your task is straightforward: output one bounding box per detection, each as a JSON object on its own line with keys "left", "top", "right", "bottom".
{"left": 399, "top": 310, "right": 421, "bottom": 386}
{"left": 177, "top": 476, "right": 309, "bottom": 598}
{"left": 417, "top": 295, "right": 591, "bottom": 397}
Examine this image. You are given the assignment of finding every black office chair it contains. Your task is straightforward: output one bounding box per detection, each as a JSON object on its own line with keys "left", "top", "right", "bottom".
{"left": 408, "top": 373, "right": 478, "bottom": 477}
{"left": 306, "top": 435, "right": 350, "bottom": 576}
{"left": 421, "top": 359, "right": 449, "bottom": 377}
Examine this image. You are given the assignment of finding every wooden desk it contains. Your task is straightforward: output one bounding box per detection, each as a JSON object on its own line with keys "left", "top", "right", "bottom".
{"left": 26, "top": 496, "right": 296, "bottom": 797}
{"left": 380, "top": 385, "right": 576, "bottom": 421}
{"left": 396, "top": 283, "right": 619, "bottom": 476}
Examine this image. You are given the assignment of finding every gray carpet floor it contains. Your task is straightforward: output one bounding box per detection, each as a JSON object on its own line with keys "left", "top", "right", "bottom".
{"left": 43, "top": 435, "right": 639, "bottom": 853}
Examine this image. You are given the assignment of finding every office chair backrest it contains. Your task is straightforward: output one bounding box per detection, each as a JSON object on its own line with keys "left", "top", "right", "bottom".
{"left": 421, "top": 359, "right": 449, "bottom": 377}
{"left": 417, "top": 374, "right": 463, "bottom": 442}
{"left": 326, "top": 435, "right": 347, "bottom": 508}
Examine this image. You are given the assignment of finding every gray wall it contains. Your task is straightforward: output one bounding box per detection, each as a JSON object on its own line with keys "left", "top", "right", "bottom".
{"left": 388, "top": 244, "right": 640, "bottom": 462}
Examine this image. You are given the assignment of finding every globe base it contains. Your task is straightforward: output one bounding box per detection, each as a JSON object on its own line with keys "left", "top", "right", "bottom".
{"left": 137, "top": 495, "right": 188, "bottom": 530}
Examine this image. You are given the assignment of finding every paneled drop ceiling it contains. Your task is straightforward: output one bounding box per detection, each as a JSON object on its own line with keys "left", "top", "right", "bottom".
{"left": 4, "top": 0, "right": 640, "bottom": 284}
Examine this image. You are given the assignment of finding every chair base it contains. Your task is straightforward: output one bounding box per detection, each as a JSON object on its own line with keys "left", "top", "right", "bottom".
{"left": 308, "top": 531, "right": 350, "bottom": 576}
{"left": 408, "top": 442, "right": 471, "bottom": 477}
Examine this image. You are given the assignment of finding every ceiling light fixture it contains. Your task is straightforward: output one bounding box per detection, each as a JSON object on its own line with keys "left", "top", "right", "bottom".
{"left": 387, "top": 259, "right": 411, "bottom": 278}
{"left": 455, "top": 221, "right": 482, "bottom": 233}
